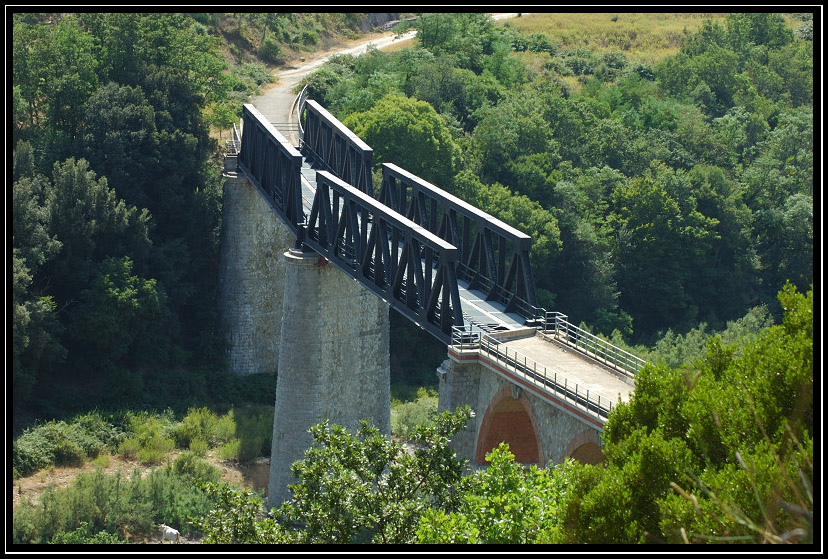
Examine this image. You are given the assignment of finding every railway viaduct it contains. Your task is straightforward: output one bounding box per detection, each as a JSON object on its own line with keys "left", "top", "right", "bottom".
{"left": 219, "top": 95, "right": 644, "bottom": 508}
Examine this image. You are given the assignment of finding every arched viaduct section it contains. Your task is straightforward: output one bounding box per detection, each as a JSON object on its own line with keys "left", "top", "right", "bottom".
{"left": 438, "top": 357, "right": 606, "bottom": 468}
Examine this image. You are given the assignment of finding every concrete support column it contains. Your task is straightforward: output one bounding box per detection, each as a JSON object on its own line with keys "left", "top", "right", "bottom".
{"left": 218, "top": 162, "right": 295, "bottom": 375}
{"left": 268, "top": 249, "right": 390, "bottom": 508}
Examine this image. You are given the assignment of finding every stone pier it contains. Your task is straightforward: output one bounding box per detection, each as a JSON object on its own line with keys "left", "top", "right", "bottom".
{"left": 218, "top": 159, "right": 295, "bottom": 375}
{"left": 268, "top": 248, "right": 391, "bottom": 508}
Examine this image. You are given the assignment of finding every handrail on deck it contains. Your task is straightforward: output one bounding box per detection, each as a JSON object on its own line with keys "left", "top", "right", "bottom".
{"left": 450, "top": 324, "right": 616, "bottom": 422}
{"left": 543, "top": 312, "right": 646, "bottom": 377}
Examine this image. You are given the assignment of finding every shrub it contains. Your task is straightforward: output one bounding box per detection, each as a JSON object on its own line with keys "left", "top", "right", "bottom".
{"left": 118, "top": 410, "right": 176, "bottom": 464}
{"left": 189, "top": 438, "right": 209, "bottom": 457}
{"left": 13, "top": 414, "right": 121, "bottom": 477}
{"left": 301, "top": 29, "right": 318, "bottom": 46}
{"left": 171, "top": 407, "right": 221, "bottom": 448}
{"left": 173, "top": 452, "right": 220, "bottom": 483}
{"left": 135, "top": 436, "right": 175, "bottom": 465}
{"left": 216, "top": 439, "right": 241, "bottom": 461}
{"left": 13, "top": 463, "right": 218, "bottom": 543}
{"left": 391, "top": 388, "right": 439, "bottom": 441}
{"left": 215, "top": 409, "right": 237, "bottom": 444}
{"left": 49, "top": 522, "right": 126, "bottom": 544}
{"left": 13, "top": 432, "right": 55, "bottom": 478}
{"left": 117, "top": 437, "right": 142, "bottom": 460}
{"left": 72, "top": 410, "right": 126, "bottom": 451}
{"left": 234, "top": 406, "right": 273, "bottom": 462}
{"left": 259, "top": 38, "right": 282, "bottom": 64}
{"left": 52, "top": 439, "right": 86, "bottom": 467}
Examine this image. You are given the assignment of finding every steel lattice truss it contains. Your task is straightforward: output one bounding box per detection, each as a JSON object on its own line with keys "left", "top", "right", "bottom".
{"left": 239, "top": 104, "right": 304, "bottom": 232}
{"left": 300, "top": 99, "right": 374, "bottom": 196}
{"left": 379, "top": 163, "right": 539, "bottom": 317}
{"left": 302, "top": 170, "right": 464, "bottom": 341}
{"left": 237, "top": 99, "right": 542, "bottom": 343}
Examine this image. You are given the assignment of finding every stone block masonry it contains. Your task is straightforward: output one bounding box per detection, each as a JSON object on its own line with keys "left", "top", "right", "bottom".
{"left": 218, "top": 164, "right": 296, "bottom": 375}
{"left": 438, "top": 357, "right": 604, "bottom": 468}
{"left": 268, "top": 249, "right": 390, "bottom": 508}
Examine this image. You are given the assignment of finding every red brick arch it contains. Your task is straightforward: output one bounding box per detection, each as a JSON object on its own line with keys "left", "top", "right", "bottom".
{"left": 562, "top": 429, "right": 605, "bottom": 465}
{"left": 475, "top": 385, "right": 543, "bottom": 465}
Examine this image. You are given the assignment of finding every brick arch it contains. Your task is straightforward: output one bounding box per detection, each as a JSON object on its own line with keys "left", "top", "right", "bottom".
{"left": 475, "top": 385, "right": 543, "bottom": 465}
{"left": 562, "top": 429, "right": 605, "bottom": 465}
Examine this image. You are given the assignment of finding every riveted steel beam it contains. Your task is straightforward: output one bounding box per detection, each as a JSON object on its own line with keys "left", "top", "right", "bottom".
{"left": 305, "top": 170, "right": 464, "bottom": 343}
{"left": 378, "top": 162, "right": 539, "bottom": 318}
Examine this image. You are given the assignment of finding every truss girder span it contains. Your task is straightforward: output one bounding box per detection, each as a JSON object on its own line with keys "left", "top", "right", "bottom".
{"left": 301, "top": 99, "right": 374, "bottom": 196}
{"left": 303, "top": 170, "right": 464, "bottom": 343}
{"left": 239, "top": 104, "right": 304, "bottom": 232}
{"left": 379, "top": 162, "right": 539, "bottom": 319}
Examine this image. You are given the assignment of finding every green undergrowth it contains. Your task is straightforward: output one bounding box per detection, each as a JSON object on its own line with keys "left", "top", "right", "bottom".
{"left": 13, "top": 405, "right": 274, "bottom": 481}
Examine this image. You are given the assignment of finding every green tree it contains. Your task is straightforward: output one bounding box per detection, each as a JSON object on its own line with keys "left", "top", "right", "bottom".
{"left": 609, "top": 165, "right": 720, "bottom": 332}
{"left": 79, "top": 82, "right": 158, "bottom": 211}
{"left": 12, "top": 15, "right": 99, "bottom": 162}
{"left": 725, "top": 12, "right": 793, "bottom": 59}
{"left": 41, "top": 158, "right": 152, "bottom": 304}
{"left": 414, "top": 12, "right": 497, "bottom": 73}
{"left": 471, "top": 90, "right": 558, "bottom": 186}
{"left": 194, "top": 407, "right": 473, "bottom": 544}
{"left": 741, "top": 108, "right": 813, "bottom": 304}
{"left": 342, "top": 94, "right": 461, "bottom": 189}
{"left": 417, "top": 443, "right": 564, "bottom": 543}
{"left": 561, "top": 284, "right": 813, "bottom": 544}
{"left": 407, "top": 54, "right": 504, "bottom": 130}
{"left": 65, "top": 256, "right": 172, "bottom": 375}
{"left": 548, "top": 167, "right": 629, "bottom": 334}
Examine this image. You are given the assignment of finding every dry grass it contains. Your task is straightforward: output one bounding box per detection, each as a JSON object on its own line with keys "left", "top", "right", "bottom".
{"left": 502, "top": 12, "right": 730, "bottom": 65}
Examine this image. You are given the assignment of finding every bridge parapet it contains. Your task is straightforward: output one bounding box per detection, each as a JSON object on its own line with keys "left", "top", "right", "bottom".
{"left": 302, "top": 170, "right": 464, "bottom": 342}
{"left": 239, "top": 104, "right": 304, "bottom": 232}
{"left": 379, "top": 163, "right": 539, "bottom": 323}
{"left": 300, "top": 99, "right": 374, "bottom": 195}
{"left": 449, "top": 324, "right": 617, "bottom": 424}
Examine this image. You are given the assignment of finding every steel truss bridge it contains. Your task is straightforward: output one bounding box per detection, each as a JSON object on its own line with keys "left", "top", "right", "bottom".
{"left": 235, "top": 91, "right": 645, "bottom": 390}
{"left": 237, "top": 97, "right": 550, "bottom": 345}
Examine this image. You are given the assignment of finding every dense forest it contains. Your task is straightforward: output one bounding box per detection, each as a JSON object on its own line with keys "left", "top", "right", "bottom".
{"left": 11, "top": 13, "right": 375, "bottom": 424}
{"left": 11, "top": 12, "right": 814, "bottom": 545}
{"left": 302, "top": 12, "right": 813, "bottom": 341}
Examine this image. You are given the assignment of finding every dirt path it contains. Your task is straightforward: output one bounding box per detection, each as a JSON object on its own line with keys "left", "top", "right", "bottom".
{"left": 249, "top": 13, "right": 522, "bottom": 137}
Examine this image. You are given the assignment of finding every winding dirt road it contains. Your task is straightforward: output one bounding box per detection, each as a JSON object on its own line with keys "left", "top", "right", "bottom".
{"left": 249, "top": 13, "right": 525, "bottom": 143}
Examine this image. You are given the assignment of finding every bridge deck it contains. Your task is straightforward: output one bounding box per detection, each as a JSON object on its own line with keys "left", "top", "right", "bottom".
{"left": 502, "top": 333, "right": 634, "bottom": 406}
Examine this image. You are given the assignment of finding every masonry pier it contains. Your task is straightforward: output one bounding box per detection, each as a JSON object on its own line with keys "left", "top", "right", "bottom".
{"left": 267, "top": 248, "right": 391, "bottom": 508}
{"left": 218, "top": 159, "right": 294, "bottom": 375}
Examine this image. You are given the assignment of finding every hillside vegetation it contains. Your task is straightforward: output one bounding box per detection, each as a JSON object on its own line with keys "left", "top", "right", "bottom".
{"left": 11, "top": 11, "right": 813, "bottom": 546}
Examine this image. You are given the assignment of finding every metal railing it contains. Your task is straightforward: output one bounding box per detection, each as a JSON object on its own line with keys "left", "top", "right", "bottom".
{"left": 295, "top": 84, "right": 309, "bottom": 145}
{"left": 225, "top": 122, "right": 242, "bottom": 155}
{"left": 450, "top": 325, "right": 616, "bottom": 421}
{"left": 543, "top": 312, "right": 646, "bottom": 377}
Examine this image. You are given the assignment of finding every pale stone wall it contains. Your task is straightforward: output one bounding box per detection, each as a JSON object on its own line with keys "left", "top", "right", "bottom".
{"left": 438, "top": 358, "right": 603, "bottom": 467}
{"left": 268, "top": 249, "right": 390, "bottom": 508}
{"left": 218, "top": 161, "right": 295, "bottom": 375}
